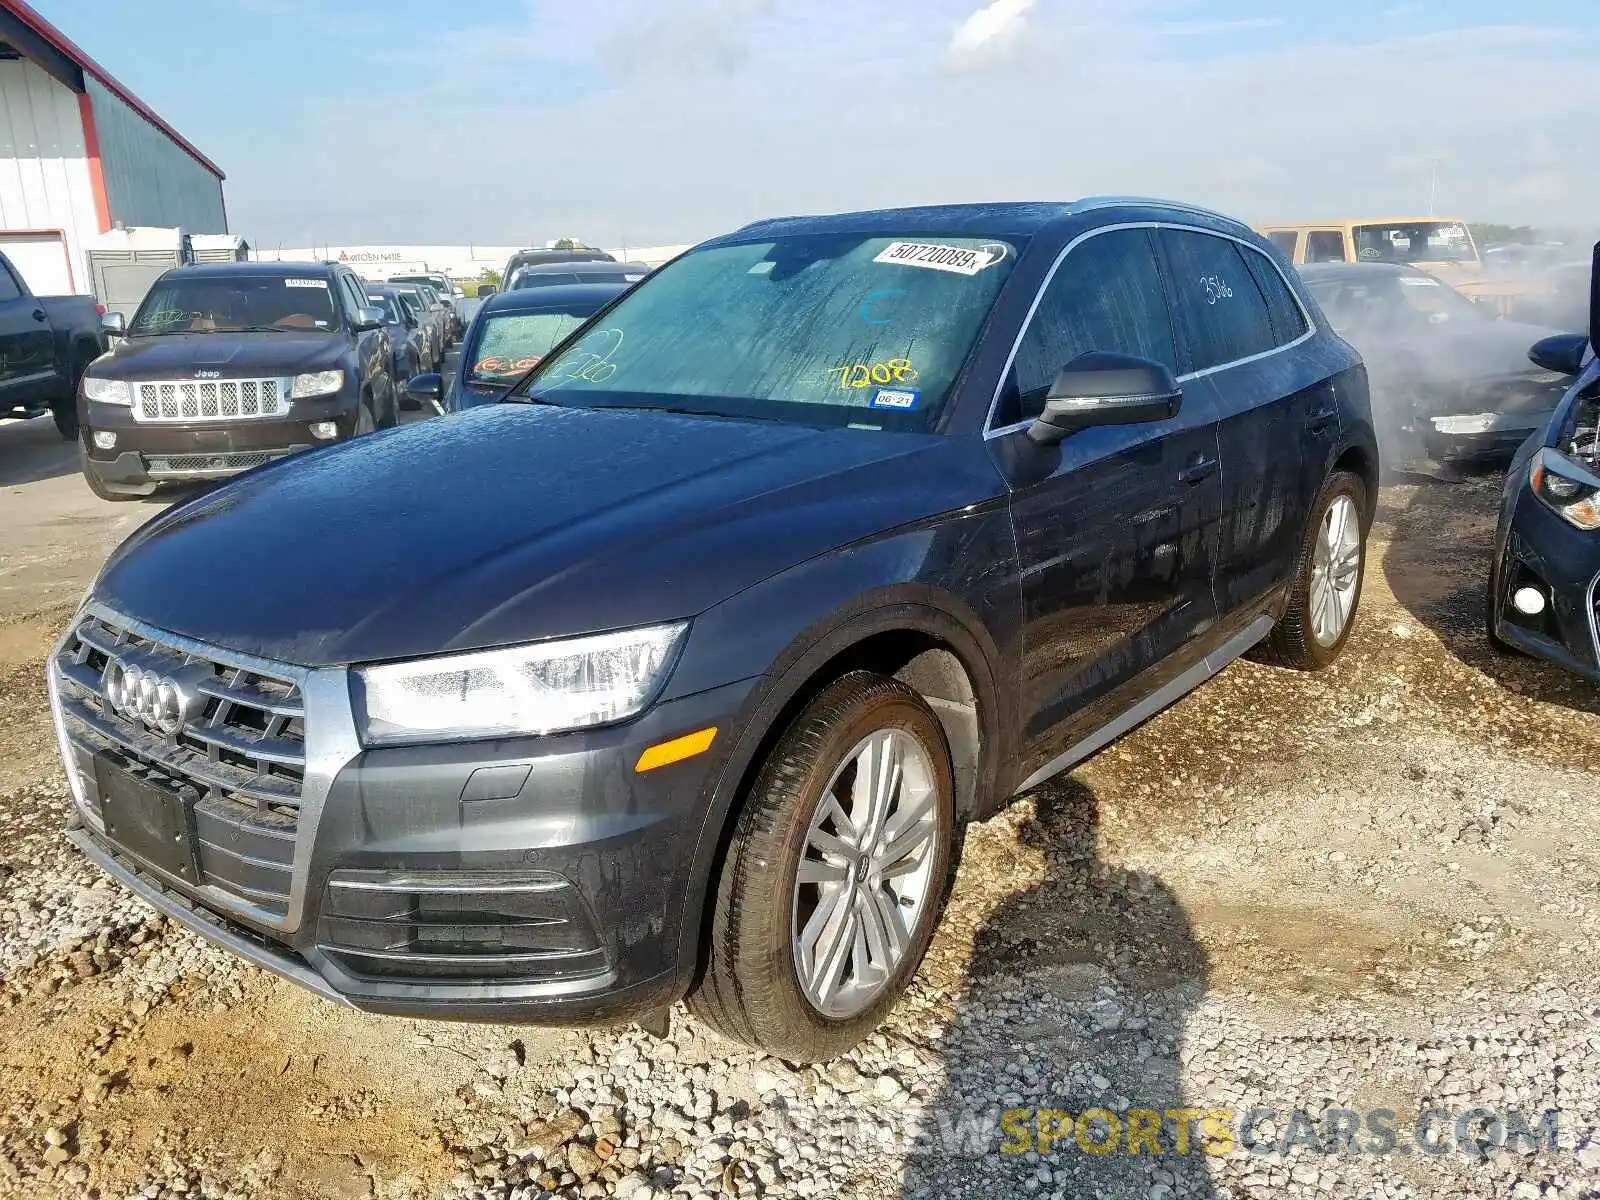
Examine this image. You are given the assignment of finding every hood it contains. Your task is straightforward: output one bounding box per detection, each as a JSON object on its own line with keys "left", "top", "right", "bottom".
{"left": 93, "top": 332, "right": 345, "bottom": 379}
{"left": 1346, "top": 317, "right": 1565, "bottom": 393}
{"left": 94, "top": 405, "right": 998, "bottom": 667}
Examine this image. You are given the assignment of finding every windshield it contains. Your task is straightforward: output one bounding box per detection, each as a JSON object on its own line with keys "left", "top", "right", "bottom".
{"left": 1353, "top": 221, "right": 1479, "bottom": 265}
{"left": 129, "top": 274, "right": 339, "bottom": 334}
{"left": 522, "top": 234, "right": 1019, "bottom": 428}
{"left": 1308, "top": 272, "right": 1485, "bottom": 331}
{"left": 393, "top": 274, "right": 448, "bottom": 293}
{"left": 467, "top": 303, "right": 607, "bottom": 386}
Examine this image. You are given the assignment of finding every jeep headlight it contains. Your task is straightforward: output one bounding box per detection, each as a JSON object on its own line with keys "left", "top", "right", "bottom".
{"left": 353, "top": 622, "right": 688, "bottom": 746}
{"left": 290, "top": 370, "right": 344, "bottom": 399}
{"left": 82, "top": 376, "right": 131, "bottom": 405}
{"left": 1530, "top": 448, "right": 1600, "bottom": 531}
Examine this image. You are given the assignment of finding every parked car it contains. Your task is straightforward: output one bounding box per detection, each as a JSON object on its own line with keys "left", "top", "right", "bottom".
{"left": 0, "top": 249, "right": 108, "bottom": 439}
{"left": 75, "top": 261, "right": 396, "bottom": 499}
{"left": 49, "top": 199, "right": 1376, "bottom": 1061}
{"left": 507, "top": 261, "right": 651, "bottom": 291}
{"left": 363, "top": 284, "right": 427, "bottom": 396}
{"left": 414, "top": 283, "right": 456, "bottom": 346}
{"left": 389, "top": 272, "right": 466, "bottom": 339}
{"left": 388, "top": 283, "right": 444, "bottom": 371}
{"left": 1487, "top": 244, "right": 1600, "bottom": 682}
{"left": 408, "top": 281, "right": 630, "bottom": 411}
{"left": 499, "top": 245, "right": 615, "bottom": 289}
{"left": 1299, "top": 262, "right": 1570, "bottom": 464}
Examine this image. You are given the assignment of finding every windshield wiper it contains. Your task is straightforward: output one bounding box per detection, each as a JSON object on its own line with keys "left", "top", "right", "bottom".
{"left": 501, "top": 390, "right": 559, "bottom": 406}
{"left": 230, "top": 325, "right": 301, "bottom": 333}
{"left": 593, "top": 402, "right": 786, "bottom": 423}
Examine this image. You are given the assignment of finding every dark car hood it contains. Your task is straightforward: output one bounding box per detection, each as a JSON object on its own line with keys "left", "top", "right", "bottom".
{"left": 94, "top": 405, "right": 998, "bottom": 666}
{"left": 1343, "top": 317, "right": 1567, "bottom": 414}
{"left": 95, "top": 332, "right": 345, "bottom": 378}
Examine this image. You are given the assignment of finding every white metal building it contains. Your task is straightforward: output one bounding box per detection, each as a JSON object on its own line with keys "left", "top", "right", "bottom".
{"left": 0, "top": 0, "right": 226, "bottom": 295}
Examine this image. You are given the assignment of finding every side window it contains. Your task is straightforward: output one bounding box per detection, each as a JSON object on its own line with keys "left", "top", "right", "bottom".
{"left": 1002, "top": 228, "right": 1175, "bottom": 426}
{"left": 0, "top": 262, "right": 22, "bottom": 302}
{"left": 1241, "top": 248, "right": 1310, "bottom": 346}
{"left": 1266, "top": 231, "right": 1299, "bottom": 257}
{"left": 1305, "top": 231, "right": 1347, "bottom": 264}
{"left": 1158, "top": 230, "right": 1275, "bottom": 374}
{"left": 337, "top": 273, "right": 368, "bottom": 321}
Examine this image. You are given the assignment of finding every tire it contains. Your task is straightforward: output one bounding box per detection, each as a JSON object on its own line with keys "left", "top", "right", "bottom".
{"left": 354, "top": 400, "right": 376, "bottom": 437}
{"left": 1254, "top": 470, "right": 1368, "bottom": 670}
{"left": 1485, "top": 573, "right": 1517, "bottom": 655}
{"left": 53, "top": 347, "right": 94, "bottom": 440}
{"left": 688, "top": 671, "right": 958, "bottom": 1062}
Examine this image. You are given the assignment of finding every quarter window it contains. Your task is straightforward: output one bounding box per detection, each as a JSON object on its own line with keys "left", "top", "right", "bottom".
{"left": 1241, "top": 249, "right": 1310, "bottom": 346}
{"left": 1000, "top": 228, "right": 1176, "bottom": 426}
{"left": 1158, "top": 230, "right": 1275, "bottom": 374}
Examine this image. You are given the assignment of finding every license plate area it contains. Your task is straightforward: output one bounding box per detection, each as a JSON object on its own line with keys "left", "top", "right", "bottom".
{"left": 93, "top": 752, "right": 198, "bottom": 883}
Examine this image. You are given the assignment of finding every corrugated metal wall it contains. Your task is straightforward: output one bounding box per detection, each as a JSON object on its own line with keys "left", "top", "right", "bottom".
{"left": 0, "top": 57, "right": 98, "bottom": 287}
{"left": 87, "top": 75, "right": 224, "bottom": 233}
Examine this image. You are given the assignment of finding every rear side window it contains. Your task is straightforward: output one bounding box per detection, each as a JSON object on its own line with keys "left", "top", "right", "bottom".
{"left": 1002, "top": 228, "right": 1175, "bottom": 426}
{"left": 1266, "top": 231, "right": 1298, "bottom": 257}
{"left": 1305, "top": 231, "right": 1347, "bottom": 263}
{"left": 1241, "top": 249, "right": 1310, "bottom": 346}
{"left": 1158, "top": 230, "right": 1275, "bottom": 374}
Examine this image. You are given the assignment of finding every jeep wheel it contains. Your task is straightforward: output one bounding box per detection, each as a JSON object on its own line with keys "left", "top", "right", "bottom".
{"left": 1255, "top": 470, "right": 1368, "bottom": 670}
{"left": 354, "top": 401, "right": 376, "bottom": 436}
{"left": 688, "top": 671, "right": 957, "bottom": 1061}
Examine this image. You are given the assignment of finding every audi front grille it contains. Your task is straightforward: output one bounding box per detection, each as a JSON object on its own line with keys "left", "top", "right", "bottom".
{"left": 133, "top": 378, "right": 288, "bottom": 422}
{"left": 51, "top": 612, "right": 306, "bottom": 918}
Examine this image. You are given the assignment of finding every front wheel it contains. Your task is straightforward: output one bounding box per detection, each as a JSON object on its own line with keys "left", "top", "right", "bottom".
{"left": 688, "top": 671, "right": 957, "bottom": 1062}
{"left": 1254, "top": 470, "right": 1368, "bottom": 670}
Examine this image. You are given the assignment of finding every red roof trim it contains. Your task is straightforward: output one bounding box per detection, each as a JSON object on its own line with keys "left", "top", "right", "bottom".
{"left": 3, "top": 0, "right": 225, "bottom": 180}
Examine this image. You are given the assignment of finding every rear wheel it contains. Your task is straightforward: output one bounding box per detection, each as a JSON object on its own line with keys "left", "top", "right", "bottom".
{"left": 688, "top": 671, "right": 958, "bottom": 1061}
{"left": 52, "top": 346, "right": 95, "bottom": 440}
{"left": 1254, "top": 470, "right": 1368, "bottom": 670}
{"left": 354, "top": 400, "right": 376, "bottom": 437}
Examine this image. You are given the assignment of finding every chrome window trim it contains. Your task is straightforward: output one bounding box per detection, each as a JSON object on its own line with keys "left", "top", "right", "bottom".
{"left": 983, "top": 220, "right": 1319, "bottom": 440}
{"left": 49, "top": 600, "right": 360, "bottom": 936}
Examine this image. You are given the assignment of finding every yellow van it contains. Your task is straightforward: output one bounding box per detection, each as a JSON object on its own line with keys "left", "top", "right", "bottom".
{"left": 1258, "top": 218, "right": 1551, "bottom": 316}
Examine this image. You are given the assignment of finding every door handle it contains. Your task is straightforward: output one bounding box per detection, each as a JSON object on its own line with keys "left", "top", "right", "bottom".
{"left": 1179, "top": 454, "right": 1219, "bottom": 484}
{"left": 1308, "top": 407, "right": 1337, "bottom": 435}
{"left": 31, "top": 309, "right": 46, "bottom": 322}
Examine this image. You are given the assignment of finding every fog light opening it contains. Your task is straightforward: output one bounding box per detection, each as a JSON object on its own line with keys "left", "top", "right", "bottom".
{"left": 1512, "top": 586, "right": 1548, "bottom": 617}
{"left": 91, "top": 430, "right": 117, "bottom": 450}
{"left": 309, "top": 420, "right": 340, "bottom": 441}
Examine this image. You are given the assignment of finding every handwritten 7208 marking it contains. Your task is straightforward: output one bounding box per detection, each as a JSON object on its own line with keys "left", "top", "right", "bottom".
{"left": 825, "top": 359, "right": 919, "bottom": 390}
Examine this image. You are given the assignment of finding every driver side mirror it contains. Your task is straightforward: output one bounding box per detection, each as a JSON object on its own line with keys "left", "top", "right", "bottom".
{"left": 1027, "top": 352, "right": 1183, "bottom": 446}
{"left": 406, "top": 372, "right": 444, "bottom": 404}
{"left": 1529, "top": 332, "right": 1591, "bottom": 377}
{"left": 100, "top": 311, "right": 126, "bottom": 336}
{"left": 477, "top": 284, "right": 498, "bottom": 298}
{"left": 354, "top": 305, "right": 386, "bottom": 331}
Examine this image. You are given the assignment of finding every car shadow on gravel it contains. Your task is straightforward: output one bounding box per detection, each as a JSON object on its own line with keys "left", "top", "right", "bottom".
{"left": 1380, "top": 477, "right": 1600, "bottom": 717}
{"left": 900, "top": 777, "right": 1215, "bottom": 1199}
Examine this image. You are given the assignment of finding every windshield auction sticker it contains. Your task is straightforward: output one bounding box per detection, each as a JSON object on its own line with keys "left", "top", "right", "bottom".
{"left": 874, "top": 241, "right": 1007, "bottom": 276}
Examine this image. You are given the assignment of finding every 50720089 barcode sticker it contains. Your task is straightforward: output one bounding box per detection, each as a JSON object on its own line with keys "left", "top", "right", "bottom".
{"left": 284, "top": 278, "right": 328, "bottom": 289}
{"left": 873, "top": 241, "right": 1007, "bottom": 276}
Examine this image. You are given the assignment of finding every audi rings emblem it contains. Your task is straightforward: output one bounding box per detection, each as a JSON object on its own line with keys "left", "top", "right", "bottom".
{"left": 103, "top": 657, "right": 204, "bottom": 736}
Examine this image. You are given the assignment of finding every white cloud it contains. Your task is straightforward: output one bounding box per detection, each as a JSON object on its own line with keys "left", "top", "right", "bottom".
{"left": 945, "top": 0, "right": 1036, "bottom": 68}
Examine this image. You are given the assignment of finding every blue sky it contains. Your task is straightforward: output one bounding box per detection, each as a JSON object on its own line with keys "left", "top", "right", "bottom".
{"left": 35, "top": 0, "right": 1600, "bottom": 247}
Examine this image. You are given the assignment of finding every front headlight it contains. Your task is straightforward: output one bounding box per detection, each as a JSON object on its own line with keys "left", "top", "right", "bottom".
{"left": 353, "top": 622, "right": 688, "bottom": 745}
{"left": 82, "top": 376, "right": 131, "bottom": 405}
{"left": 1530, "top": 448, "right": 1600, "bottom": 530}
{"left": 290, "top": 370, "right": 344, "bottom": 399}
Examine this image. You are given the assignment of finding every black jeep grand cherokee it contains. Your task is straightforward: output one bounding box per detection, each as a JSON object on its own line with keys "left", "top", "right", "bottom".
{"left": 51, "top": 200, "right": 1377, "bottom": 1061}
{"left": 78, "top": 261, "right": 396, "bottom": 499}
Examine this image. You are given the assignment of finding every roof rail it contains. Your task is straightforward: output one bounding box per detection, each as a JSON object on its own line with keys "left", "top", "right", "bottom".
{"left": 1074, "top": 195, "right": 1244, "bottom": 224}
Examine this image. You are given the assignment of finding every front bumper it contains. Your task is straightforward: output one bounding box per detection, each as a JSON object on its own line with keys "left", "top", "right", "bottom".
{"left": 1490, "top": 482, "right": 1600, "bottom": 683}
{"left": 50, "top": 604, "right": 759, "bottom": 1023}
{"left": 80, "top": 394, "right": 360, "bottom": 487}
{"left": 1425, "top": 409, "right": 1555, "bottom": 463}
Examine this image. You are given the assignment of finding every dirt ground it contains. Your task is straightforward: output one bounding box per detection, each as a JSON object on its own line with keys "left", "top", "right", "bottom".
{"left": 1, "top": 411, "right": 1598, "bottom": 1200}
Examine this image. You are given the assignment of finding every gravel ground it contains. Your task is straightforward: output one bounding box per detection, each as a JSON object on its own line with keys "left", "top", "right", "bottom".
{"left": 2, "top": 441, "right": 1599, "bottom": 1199}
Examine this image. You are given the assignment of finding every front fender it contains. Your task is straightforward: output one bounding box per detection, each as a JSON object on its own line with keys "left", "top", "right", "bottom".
{"left": 660, "top": 509, "right": 1022, "bottom": 994}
